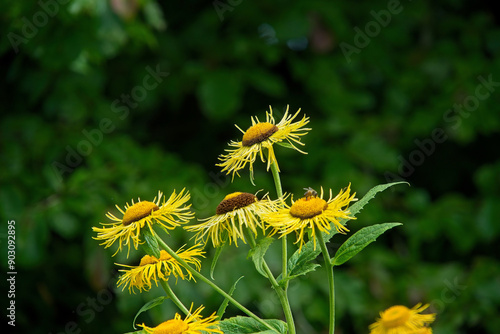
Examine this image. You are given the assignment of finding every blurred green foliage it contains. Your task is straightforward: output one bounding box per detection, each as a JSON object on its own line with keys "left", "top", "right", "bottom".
{"left": 1, "top": 0, "right": 499, "bottom": 333}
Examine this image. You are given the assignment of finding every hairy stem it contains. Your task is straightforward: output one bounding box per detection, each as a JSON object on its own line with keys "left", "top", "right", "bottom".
{"left": 159, "top": 280, "right": 190, "bottom": 316}
{"left": 316, "top": 229, "right": 335, "bottom": 334}
{"left": 154, "top": 234, "right": 278, "bottom": 333}
{"left": 270, "top": 161, "right": 287, "bottom": 283}
{"left": 245, "top": 231, "right": 296, "bottom": 334}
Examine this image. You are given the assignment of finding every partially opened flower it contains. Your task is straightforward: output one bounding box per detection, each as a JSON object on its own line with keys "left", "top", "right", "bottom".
{"left": 138, "top": 304, "right": 222, "bottom": 334}
{"left": 93, "top": 189, "right": 193, "bottom": 257}
{"left": 264, "top": 185, "right": 356, "bottom": 251}
{"left": 217, "top": 105, "right": 310, "bottom": 180}
{"left": 185, "top": 192, "right": 280, "bottom": 247}
{"left": 369, "top": 304, "right": 436, "bottom": 334}
{"left": 116, "top": 245, "right": 204, "bottom": 293}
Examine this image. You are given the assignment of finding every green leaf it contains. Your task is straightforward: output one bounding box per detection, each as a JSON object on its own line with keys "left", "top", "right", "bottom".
{"left": 219, "top": 316, "right": 287, "bottom": 334}
{"left": 210, "top": 244, "right": 225, "bottom": 280}
{"left": 140, "top": 229, "right": 161, "bottom": 258}
{"left": 283, "top": 182, "right": 408, "bottom": 281}
{"left": 132, "top": 296, "right": 168, "bottom": 329}
{"left": 217, "top": 276, "right": 244, "bottom": 319}
{"left": 332, "top": 223, "right": 402, "bottom": 266}
{"left": 341, "top": 182, "right": 409, "bottom": 225}
{"left": 275, "top": 141, "right": 295, "bottom": 149}
{"left": 248, "top": 237, "right": 274, "bottom": 277}
{"left": 277, "top": 247, "right": 320, "bottom": 285}
{"left": 278, "top": 262, "right": 320, "bottom": 286}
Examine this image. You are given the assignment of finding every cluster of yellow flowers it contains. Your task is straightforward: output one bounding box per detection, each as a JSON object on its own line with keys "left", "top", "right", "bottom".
{"left": 92, "top": 106, "right": 435, "bottom": 334}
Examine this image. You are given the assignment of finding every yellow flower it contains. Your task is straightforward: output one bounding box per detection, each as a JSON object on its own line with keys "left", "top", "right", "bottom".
{"left": 93, "top": 189, "right": 194, "bottom": 257}
{"left": 369, "top": 304, "right": 436, "bottom": 334}
{"left": 217, "top": 105, "right": 310, "bottom": 180}
{"left": 263, "top": 185, "right": 356, "bottom": 251}
{"left": 139, "top": 304, "right": 222, "bottom": 334}
{"left": 116, "top": 245, "right": 204, "bottom": 293}
{"left": 185, "top": 192, "right": 280, "bottom": 247}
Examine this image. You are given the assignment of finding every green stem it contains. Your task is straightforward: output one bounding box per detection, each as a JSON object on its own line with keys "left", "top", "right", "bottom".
{"left": 159, "top": 280, "right": 190, "bottom": 316}
{"left": 316, "top": 229, "right": 335, "bottom": 334}
{"left": 140, "top": 229, "right": 190, "bottom": 315}
{"left": 245, "top": 231, "right": 296, "bottom": 334}
{"left": 154, "top": 234, "right": 278, "bottom": 333}
{"left": 270, "top": 162, "right": 287, "bottom": 283}
{"left": 270, "top": 160, "right": 295, "bottom": 333}
{"left": 270, "top": 160, "right": 284, "bottom": 199}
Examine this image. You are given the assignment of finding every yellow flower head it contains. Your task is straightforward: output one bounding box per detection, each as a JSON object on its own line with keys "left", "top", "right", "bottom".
{"left": 263, "top": 184, "right": 356, "bottom": 251}
{"left": 185, "top": 192, "right": 280, "bottom": 247}
{"left": 217, "top": 105, "right": 310, "bottom": 180}
{"left": 93, "top": 189, "right": 194, "bottom": 257}
{"left": 139, "top": 304, "right": 222, "bottom": 334}
{"left": 369, "top": 304, "right": 436, "bottom": 334}
{"left": 116, "top": 245, "right": 204, "bottom": 293}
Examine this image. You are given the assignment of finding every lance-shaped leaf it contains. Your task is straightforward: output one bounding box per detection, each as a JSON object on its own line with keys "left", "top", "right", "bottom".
{"left": 140, "top": 229, "right": 161, "bottom": 258}
{"left": 132, "top": 296, "right": 168, "bottom": 329}
{"left": 275, "top": 141, "right": 295, "bottom": 149}
{"left": 277, "top": 245, "right": 320, "bottom": 285}
{"left": 210, "top": 244, "right": 225, "bottom": 280}
{"left": 248, "top": 237, "right": 274, "bottom": 278}
{"left": 219, "top": 316, "right": 287, "bottom": 334}
{"left": 332, "top": 222, "right": 402, "bottom": 266}
{"left": 217, "top": 276, "right": 244, "bottom": 319}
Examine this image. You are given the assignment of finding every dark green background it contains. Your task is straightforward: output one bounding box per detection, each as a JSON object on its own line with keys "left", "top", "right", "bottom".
{"left": 1, "top": 0, "right": 499, "bottom": 333}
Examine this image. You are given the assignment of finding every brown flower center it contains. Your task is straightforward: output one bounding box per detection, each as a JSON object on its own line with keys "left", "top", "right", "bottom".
{"left": 289, "top": 197, "right": 328, "bottom": 219}
{"left": 381, "top": 305, "right": 411, "bottom": 328}
{"left": 216, "top": 192, "right": 257, "bottom": 215}
{"left": 122, "top": 201, "right": 159, "bottom": 226}
{"left": 242, "top": 122, "right": 279, "bottom": 146}
{"left": 151, "top": 319, "right": 189, "bottom": 334}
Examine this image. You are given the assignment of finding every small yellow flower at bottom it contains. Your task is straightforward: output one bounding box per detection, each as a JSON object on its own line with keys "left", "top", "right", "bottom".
{"left": 116, "top": 245, "right": 204, "bottom": 293}
{"left": 263, "top": 184, "right": 356, "bottom": 251}
{"left": 369, "top": 303, "right": 436, "bottom": 334}
{"left": 138, "top": 305, "right": 222, "bottom": 334}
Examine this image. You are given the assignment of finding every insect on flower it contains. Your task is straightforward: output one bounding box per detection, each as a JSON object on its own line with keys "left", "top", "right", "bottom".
{"left": 303, "top": 187, "right": 318, "bottom": 200}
